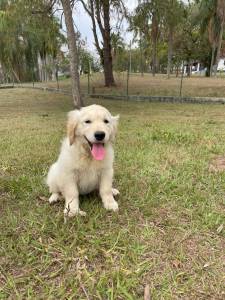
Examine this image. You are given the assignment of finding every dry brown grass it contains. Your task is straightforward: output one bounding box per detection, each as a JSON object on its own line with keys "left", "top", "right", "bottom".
{"left": 33, "top": 73, "right": 225, "bottom": 98}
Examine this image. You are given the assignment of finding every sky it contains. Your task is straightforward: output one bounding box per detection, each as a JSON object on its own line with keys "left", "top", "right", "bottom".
{"left": 61, "top": 0, "right": 189, "bottom": 56}
{"left": 73, "top": 0, "right": 138, "bottom": 55}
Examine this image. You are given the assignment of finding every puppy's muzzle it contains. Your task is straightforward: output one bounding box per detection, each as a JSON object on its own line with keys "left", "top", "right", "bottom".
{"left": 94, "top": 131, "right": 105, "bottom": 141}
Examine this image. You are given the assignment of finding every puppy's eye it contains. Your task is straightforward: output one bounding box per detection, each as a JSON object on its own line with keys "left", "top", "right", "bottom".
{"left": 85, "top": 120, "right": 91, "bottom": 124}
{"left": 104, "top": 119, "right": 109, "bottom": 124}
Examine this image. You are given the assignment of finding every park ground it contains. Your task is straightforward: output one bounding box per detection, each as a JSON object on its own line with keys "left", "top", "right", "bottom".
{"left": 0, "top": 87, "right": 225, "bottom": 299}
{"left": 35, "top": 72, "right": 225, "bottom": 98}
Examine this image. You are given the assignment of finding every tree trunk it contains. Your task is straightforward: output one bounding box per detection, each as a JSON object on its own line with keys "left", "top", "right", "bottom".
{"left": 189, "top": 62, "right": 192, "bottom": 77}
{"left": 151, "top": 13, "right": 158, "bottom": 77}
{"left": 102, "top": 1, "right": 115, "bottom": 87}
{"left": 215, "top": 1, "right": 225, "bottom": 74}
{"left": 52, "top": 57, "right": 57, "bottom": 81}
{"left": 175, "top": 65, "right": 179, "bottom": 77}
{"left": 186, "top": 61, "right": 190, "bottom": 77}
{"left": 210, "top": 44, "right": 216, "bottom": 77}
{"left": 12, "top": 69, "right": 20, "bottom": 82}
{"left": 45, "top": 55, "right": 50, "bottom": 81}
{"left": 37, "top": 53, "right": 43, "bottom": 81}
{"left": 215, "top": 19, "right": 225, "bottom": 73}
{"left": 152, "top": 41, "right": 157, "bottom": 77}
{"left": 167, "top": 27, "right": 173, "bottom": 79}
{"left": 61, "top": 0, "right": 83, "bottom": 108}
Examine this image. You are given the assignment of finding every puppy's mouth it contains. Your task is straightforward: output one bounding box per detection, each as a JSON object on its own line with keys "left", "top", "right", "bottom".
{"left": 84, "top": 137, "right": 105, "bottom": 161}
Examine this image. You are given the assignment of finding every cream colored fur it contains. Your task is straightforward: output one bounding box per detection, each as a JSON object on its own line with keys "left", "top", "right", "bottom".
{"left": 46, "top": 104, "right": 119, "bottom": 217}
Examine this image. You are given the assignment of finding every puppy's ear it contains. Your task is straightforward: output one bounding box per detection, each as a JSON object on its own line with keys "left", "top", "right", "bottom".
{"left": 67, "top": 110, "right": 80, "bottom": 145}
{"left": 111, "top": 115, "right": 120, "bottom": 141}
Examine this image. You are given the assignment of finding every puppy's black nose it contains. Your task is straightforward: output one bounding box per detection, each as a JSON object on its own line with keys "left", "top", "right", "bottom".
{"left": 94, "top": 131, "right": 105, "bottom": 141}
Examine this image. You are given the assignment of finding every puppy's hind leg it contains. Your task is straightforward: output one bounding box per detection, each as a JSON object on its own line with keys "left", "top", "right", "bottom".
{"left": 46, "top": 163, "right": 61, "bottom": 204}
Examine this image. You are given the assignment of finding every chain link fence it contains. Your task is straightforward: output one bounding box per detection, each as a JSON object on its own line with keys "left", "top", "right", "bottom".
{"left": 1, "top": 66, "right": 225, "bottom": 101}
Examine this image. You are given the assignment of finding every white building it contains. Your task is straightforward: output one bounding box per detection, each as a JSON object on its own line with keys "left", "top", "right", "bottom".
{"left": 217, "top": 58, "right": 225, "bottom": 71}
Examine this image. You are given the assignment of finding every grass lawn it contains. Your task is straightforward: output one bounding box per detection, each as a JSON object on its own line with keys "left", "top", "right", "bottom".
{"left": 0, "top": 88, "right": 225, "bottom": 299}
{"left": 34, "top": 73, "right": 225, "bottom": 98}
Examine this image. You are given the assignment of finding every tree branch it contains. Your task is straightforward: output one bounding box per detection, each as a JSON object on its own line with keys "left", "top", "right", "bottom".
{"left": 79, "top": 0, "right": 92, "bottom": 16}
{"left": 79, "top": 0, "right": 103, "bottom": 62}
{"left": 95, "top": 0, "right": 105, "bottom": 37}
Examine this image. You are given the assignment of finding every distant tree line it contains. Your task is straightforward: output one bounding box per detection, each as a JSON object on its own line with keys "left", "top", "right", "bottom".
{"left": 1, "top": 0, "right": 225, "bottom": 106}
{"left": 0, "top": 0, "right": 65, "bottom": 83}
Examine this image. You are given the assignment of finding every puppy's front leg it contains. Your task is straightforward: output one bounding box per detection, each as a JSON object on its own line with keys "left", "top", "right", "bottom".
{"left": 63, "top": 182, "right": 86, "bottom": 217}
{"left": 100, "top": 168, "right": 118, "bottom": 211}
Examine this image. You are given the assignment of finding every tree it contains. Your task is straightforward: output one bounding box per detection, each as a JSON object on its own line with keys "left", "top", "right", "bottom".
{"left": 61, "top": 0, "right": 83, "bottom": 107}
{"left": 215, "top": 0, "right": 225, "bottom": 68}
{"left": 198, "top": 0, "right": 225, "bottom": 76}
{"left": 171, "top": 1, "right": 212, "bottom": 77}
{"left": 162, "top": 0, "right": 184, "bottom": 78}
{"left": 0, "top": 0, "right": 64, "bottom": 82}
{"left": 79, "top": 0, "right": 126, "bottom": 86}
{"left": 79, "top": 48, "right": 101, "bottom": 73}
{"left": 111, "top": 32, "right": 126, "bottom": 69}
{"left": 131, "top": 0, "right": 164, "bottom": 76}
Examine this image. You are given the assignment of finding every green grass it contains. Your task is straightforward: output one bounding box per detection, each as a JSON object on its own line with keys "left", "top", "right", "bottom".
{"left": 0, "top": 88, "right": 225, "bottom": 299}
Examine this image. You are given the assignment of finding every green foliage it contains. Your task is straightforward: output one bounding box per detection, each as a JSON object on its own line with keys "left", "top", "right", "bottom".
{"left": 129, "top": 0, "right": 185, "bottom": 73}
{"left": 58, "top": 48, "right": 101, "bottom": 76}
{"left": 126, "top": 0, "right": 223, "bottom": 75}
{"left": 79, "top": 48, "right": 101, "bottom": 73}
{"left": 196, "top": 0, "right": 225, "bottom": 75}
{"left": 0, "top": 0, "right": 64, "bottom": 82}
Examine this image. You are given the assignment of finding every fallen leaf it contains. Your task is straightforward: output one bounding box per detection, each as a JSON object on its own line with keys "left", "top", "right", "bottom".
{"left": 217, "top": 224, "right": 223, "bottom": 234}
{"left": 203, "top": 263, "right": 210, "bottom": 268}
{"left": 37, "top": 195, "right": 48, "bottom": 202}
{"left": 172, "top": 259, "right": 182, "bottom": 269}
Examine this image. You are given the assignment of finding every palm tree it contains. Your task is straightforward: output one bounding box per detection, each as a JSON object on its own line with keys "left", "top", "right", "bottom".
{"left": 215, "top": 0, "right": 225, "bottom": 68}
{"left": 131, "top": 0, "right": 163, "bottom": 77}
{"left": 111, "top": 33, "right": 125, "bottom": 64}
{"left": 163, "top": 0, "right": 184, "bottom": 78}
{"left": 198, "top": 0, "right": 225, "bottom": 76}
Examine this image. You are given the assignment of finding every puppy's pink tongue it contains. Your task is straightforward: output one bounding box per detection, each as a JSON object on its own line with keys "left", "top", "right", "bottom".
{"left": 91, "top": 143, "right": 105, "bottom": 160}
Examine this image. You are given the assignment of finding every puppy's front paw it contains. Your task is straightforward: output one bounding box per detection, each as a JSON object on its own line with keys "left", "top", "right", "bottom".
{"left": 103, "top": 198, "right": 119, "bottom": 211}
{"left": 112, "top": 188, "right": 120, "bottom": 196}
{"left": 78, "top": 210, "right": 87, "bottom": 216}
{"left": 49, "top": 193, "right": 59, "bottom": 204}
{"left": 64, "top": 207, "right": 86, "bottom": 218}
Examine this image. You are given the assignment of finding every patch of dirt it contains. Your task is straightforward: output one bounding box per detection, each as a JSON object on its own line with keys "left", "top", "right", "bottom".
{"left": 209, "top": 155, "right": 225, "bottom": 172}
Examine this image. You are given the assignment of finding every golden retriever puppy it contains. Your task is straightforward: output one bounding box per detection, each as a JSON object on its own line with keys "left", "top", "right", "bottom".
{"left": 46, "top": 104, "right": 119, "bottom": 217}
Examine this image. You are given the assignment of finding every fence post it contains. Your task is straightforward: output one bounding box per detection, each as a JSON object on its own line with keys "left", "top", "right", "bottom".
{"left": 32, "top": 69, "right": 34, "bottom": 88}
{"left": 56, "top": 64, "right": 59, "bottom": 90}
{"left": 179, "top": 61, "right": 184, "bottom": 98}
{"left": 126, "top": 62, "right": 129, "bottom": 100}
{"left": 88, "top": 61, "right": 90, "bottom": 95}
{"left": 12, "top": 71, "right": 14, "bottom": 87}
{"left": 140, "top": 33, "right": 144, "bottom": 77}
{"left": 129, "top": 40, "right": 132, "bottom": 75}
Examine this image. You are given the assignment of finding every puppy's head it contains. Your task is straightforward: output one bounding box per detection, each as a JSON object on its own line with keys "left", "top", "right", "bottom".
{"left": 67, "top": 104, "right": 119, "bottom": 160}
